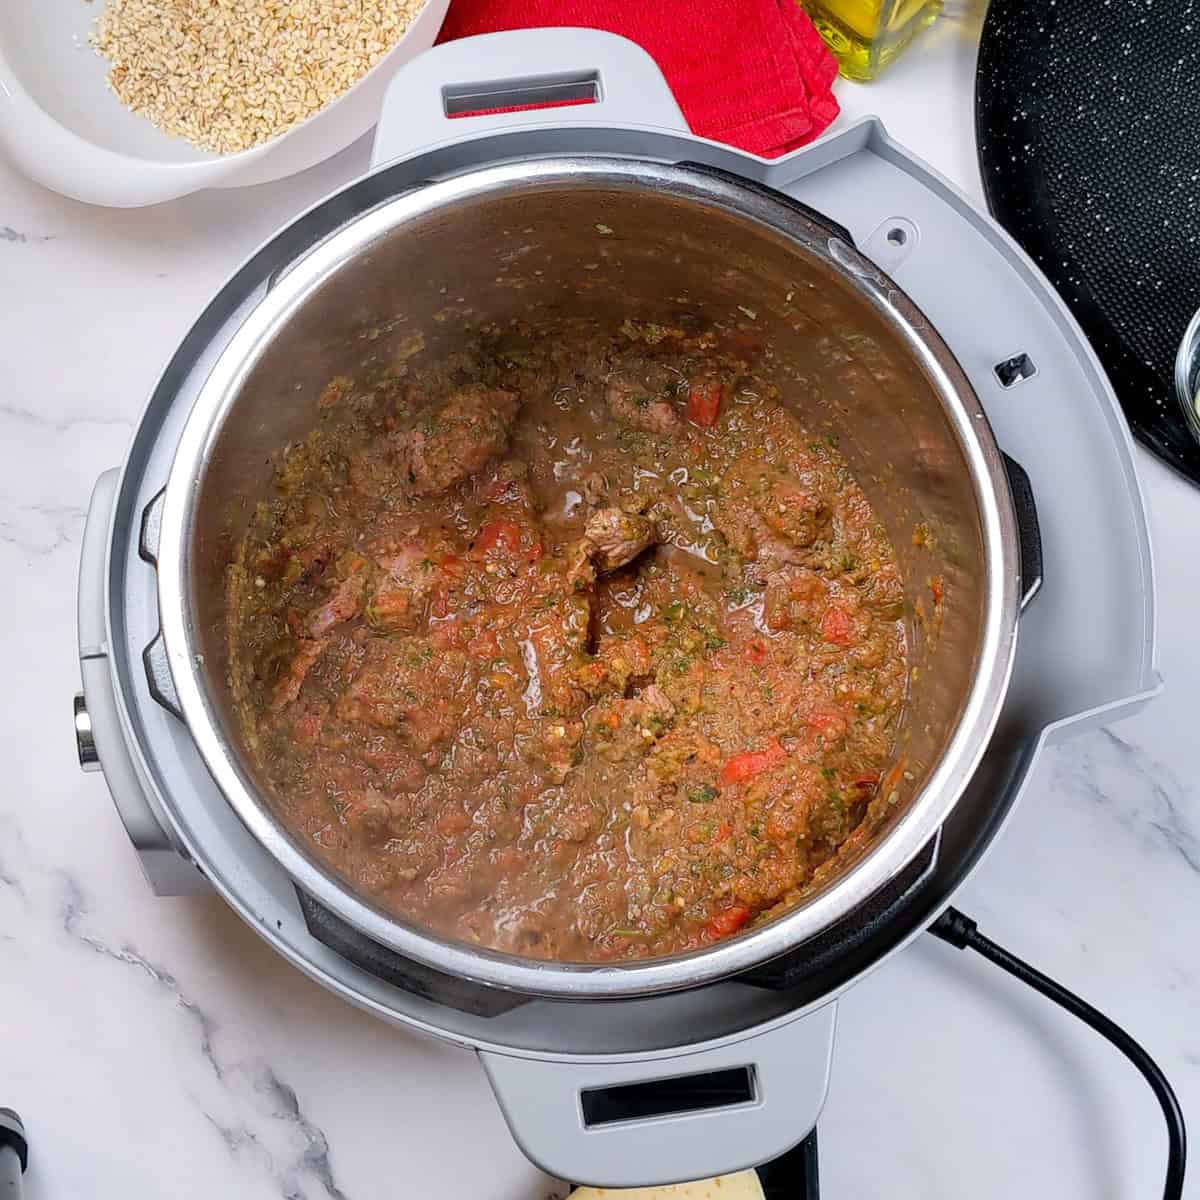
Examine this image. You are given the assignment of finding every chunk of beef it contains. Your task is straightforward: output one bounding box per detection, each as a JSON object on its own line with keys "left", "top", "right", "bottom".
{"left": 471, "top": 458, "right": 538, "bottom": 510}
{"left": 520, "top": 592, "right": 594, "bottom": 717}
{"left": 336, "top": 638, "right": 473, "bottom": 759}
{"left": 605, "top": 373, "right": 680, "bottom": 434}
{"left": 564, "top": 506, "right": 658, "bottom": 590}
{"left": 762, "top": 566, "right": 829, "bottom": 632}
{"left": 529, "top": 718, "right": 585, "bottom": 784}
{"left": 581, "top": 471, "right": 609, "bottom": 507}
{"left": 713, "top": 457, "right": 833, "bottom": 567}
{"left": 637, "top": 683, "right": 677, "bottom": 726}
{"left": 270, "top": 638, "right": 326, "bottom": 711}
{"left": 859, "top": 561, "right": 906, "bottom": 620}
{"left": 586, "top": 682, "right": 677, "bottom": 762}
{"left": 581, "top": 507, "right": 657, "bottom": 572}
{"left": 757, "top": 470, "right": 832, "bottom": 549}
{"left": 564, "top": 542, "right": 597, "bottom": 592}
{"left": 397, "top": 385, "right": 520, "bottom": 495}
{"left": 306, "top": 566, "right": 367, "bottom": 637}
{"left": 339, "top": 788, "right": 398, "bottom": 843}
{"left": 577, "top": 631, "right": 655, "bottom": 698}
{"left": 366, "top": 540, "right": 440, "bottom": 632}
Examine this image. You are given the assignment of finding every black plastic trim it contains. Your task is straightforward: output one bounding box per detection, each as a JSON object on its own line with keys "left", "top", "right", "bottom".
{"left": 736, "top": 833, "right": 940, "bottom": 991}
{"left": 760, "top": 1126, "right": 820, "bottom": 1199}
{"left": 1002, "top": 452, "right": 1044, "bottom": 611}
{"left": 294, "top": 888, "right": 529, "bottom": 1018}
{"left": 581, "top": 1066, "right": 756, "bottom": 1127}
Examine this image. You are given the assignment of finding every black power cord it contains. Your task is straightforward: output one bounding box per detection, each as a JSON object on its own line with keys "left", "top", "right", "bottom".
{"left": 930, "top": 907, "right": 1187, "bottom": 1200}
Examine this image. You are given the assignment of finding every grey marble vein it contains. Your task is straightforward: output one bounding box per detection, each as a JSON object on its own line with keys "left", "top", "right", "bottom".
{"left": 205, "top": 1112, "right": 265, "bottom": 1158}
{"left": 1053, "top": 728, "right": 1200, "bottom": 874}
{"left": 0, "top": 820, "right": 354, "bottom": 1200}
{"left": 255, "top": 1070, "right": 349, "bottom": 1200}
{"left": 57, "top": 873, "right": 352, "bottom": 1200}
{"left": 0, "top": 502, "right": 87, "bottom": 557}
{"left": 202, "top": 1113, "right": 285, "bottom": 1191}
{"left": 1096, "top": 729, "right": 1199, "bottom": 873}
{"left": 0, "top": 226, "right": 54, "bottom": 244}
{"left": 0, "top": 854, "right": 27, "bottom": 900}
{"left": 0, "top": 819, "right": 29, "bottom": 901}
{"left": 60, "top": 875, "right": 224, "bottom": 1075}
{"left": 0, "top": 401, "right": 132, "bottom": 434}
{"left": 205, "top": 1096, "right": 351, "bottom": 1200}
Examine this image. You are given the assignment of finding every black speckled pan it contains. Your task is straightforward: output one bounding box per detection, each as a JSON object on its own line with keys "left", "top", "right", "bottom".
{"left": 976, "top": 0, "right": 1200, "bottom": 486}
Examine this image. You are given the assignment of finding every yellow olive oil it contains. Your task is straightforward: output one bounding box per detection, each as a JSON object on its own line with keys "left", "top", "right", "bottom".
{"left": 800, "top": 0, "right": 943, "bottom": 81}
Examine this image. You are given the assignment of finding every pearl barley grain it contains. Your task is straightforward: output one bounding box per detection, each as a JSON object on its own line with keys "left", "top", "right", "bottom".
{"left": 90, "top": 0, "right": 427, "bottom": 154}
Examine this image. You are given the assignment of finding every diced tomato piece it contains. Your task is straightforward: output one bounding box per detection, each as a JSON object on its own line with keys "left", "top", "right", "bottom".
{"left": 576, "top": 660, "right": 607, "bottom": 689}
{"left": 713, "top": 820, "right": 733, "bottom": 843}
{"left": 852, "top": 771, "right": 880, "bottom": 791}
{"left": 439, "top": 554, "right": 465, "bottom": 579}
{"left": 820, "top": 605, "right": 854, "bottom": 646}
{"left": 430, "top": 619, "right": 462, "bottom": 649}
{"left": 467, "top": 628, "right": 499, "bottom": 658}
{"left": 473, "top": 518, "right": 522, "bottom": 555}
{"left": 747, "top": 639, "right": 769, "bottom": 666}
{"left": 292, "top": 709, "right": 324, "bottom": 744}
{"left": 930, "top": 576, "right": 945, "bottom": 604}
{"left": 686, "top": 381, "right": 723, "bottom": 428}
{"left": 492, "top": 846, "right": 527, "bottom": 874}
{"left": 435, "top": 807, "right": 471, "bottom": 836}
{"left": 718, "top": 740, "right": 788, "bottom": 786}
{"left": 704, "top": 903, "right": 751, "bottom": 940}
{"left": 806, "top": 705, "right": 847, "bottom": 740}
{"left": 472, "top": 518, "right": 542, "bottom": 562}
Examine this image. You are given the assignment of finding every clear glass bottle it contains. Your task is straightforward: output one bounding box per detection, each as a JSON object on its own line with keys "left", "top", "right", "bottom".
{"left": 800, "top": 0, "right": 943, "bottom": 82}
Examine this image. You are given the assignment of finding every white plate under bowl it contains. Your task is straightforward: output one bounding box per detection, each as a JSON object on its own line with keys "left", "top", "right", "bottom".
{"left": 0, "top": 0, "right": 449, "bottom": 207}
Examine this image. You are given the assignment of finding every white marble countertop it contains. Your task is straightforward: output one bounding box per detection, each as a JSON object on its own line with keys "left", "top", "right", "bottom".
{"left": 2, "top": 8, "right": 1198, "bottom": 1198}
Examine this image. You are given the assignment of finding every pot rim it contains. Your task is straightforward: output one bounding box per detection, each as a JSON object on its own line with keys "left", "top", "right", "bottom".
{"left": 157, "top": 155, "right": 1021, "bottom": 998}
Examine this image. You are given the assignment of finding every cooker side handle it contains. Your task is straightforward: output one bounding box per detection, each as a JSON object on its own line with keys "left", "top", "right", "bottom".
{"left": 1002, "top": 453, "right": 1044, "bottom": 610}
{"left": 479, "top": 1001, "right": 835, "bottom": 1189}
{"left": 370, "top": 28, "right": 689, "bottom": 170}
{"left": 76, "top": 471, "right": 210, "bottom": 897}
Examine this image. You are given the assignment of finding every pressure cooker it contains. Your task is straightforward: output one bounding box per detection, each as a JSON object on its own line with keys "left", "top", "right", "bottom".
{"left": 75, "top": 29, "right": 1158, "bottom": 1189}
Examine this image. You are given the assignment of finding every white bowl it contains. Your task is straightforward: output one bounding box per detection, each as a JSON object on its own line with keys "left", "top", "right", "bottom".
{"left": 0, "top": 0, "right": 449, "bottom": 207}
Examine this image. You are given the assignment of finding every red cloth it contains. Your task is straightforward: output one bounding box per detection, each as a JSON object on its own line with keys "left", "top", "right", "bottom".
{"left": 437, "top": 1, "right": 840, "bottom": 157}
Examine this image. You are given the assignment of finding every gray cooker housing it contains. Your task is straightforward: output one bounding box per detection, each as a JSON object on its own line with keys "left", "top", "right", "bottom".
{"left": 75, "top": 30, "right": 1158, "bottom": 1187}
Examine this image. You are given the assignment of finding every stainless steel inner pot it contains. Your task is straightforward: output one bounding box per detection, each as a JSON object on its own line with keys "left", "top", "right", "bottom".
{"left": 157, "top": 157, "right": 1021, "bottom": 998}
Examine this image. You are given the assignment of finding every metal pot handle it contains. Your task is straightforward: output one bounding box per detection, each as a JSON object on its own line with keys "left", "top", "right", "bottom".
{"left": 370, "top": 28, "right": 688, "bottom": 170}
{"left": 478, "top": 1001, "right": 835, "bottom": 1189}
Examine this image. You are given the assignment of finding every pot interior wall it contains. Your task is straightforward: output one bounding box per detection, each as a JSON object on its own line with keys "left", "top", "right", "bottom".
{"left": 186, "top": 173, "right": 988, "bottom": 957}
